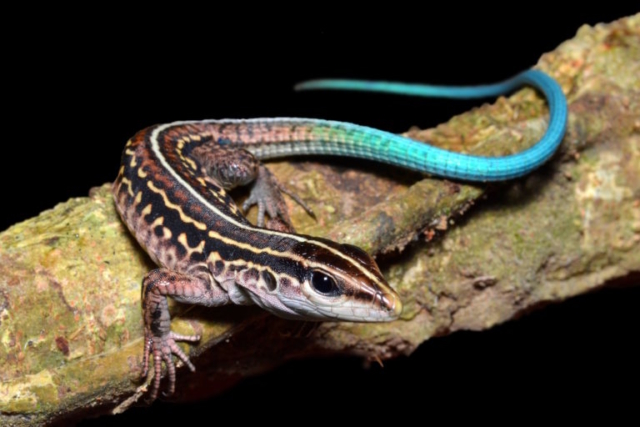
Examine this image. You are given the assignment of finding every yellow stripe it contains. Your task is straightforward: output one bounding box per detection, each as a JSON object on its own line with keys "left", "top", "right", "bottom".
{"left": 208, "top": 230, "right": 303, "bottom": 262}
{"left": 141, "top": 204, "right": 152, "bottom": 217}
{"left": 184, "top": 156, "right": 197, "bottom": 171}
{"left": 150, "top": 216, "right": 164, "bottom": 228}
{"left": 206, "top": 229, "right": 365, "bottom": 274}
{"left": 146, "top": 180, "right": 208, "bottom": 231}
{"left": 149, "top": 121, "right": 385, "bottom": 287}
{"left": 177, "top": 233, "right": 205, "bottom": 256}
{"left": 162, "top": 227, "right": 172, "bottom": 239}
{"left": 120, "top": 177, "right": 134, "bottom": 197}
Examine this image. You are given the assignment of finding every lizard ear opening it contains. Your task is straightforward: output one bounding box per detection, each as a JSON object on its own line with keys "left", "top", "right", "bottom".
{"left": 262, "top": 270, "right": 277, "bottom": 292}
{"left": 310, "top": 270, "right": 341, "bottom": 297}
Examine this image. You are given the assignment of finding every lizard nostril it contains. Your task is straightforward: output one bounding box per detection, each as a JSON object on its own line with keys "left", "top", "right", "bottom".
{"left": 377, "top": 291, "right": 402, "bottom": 317}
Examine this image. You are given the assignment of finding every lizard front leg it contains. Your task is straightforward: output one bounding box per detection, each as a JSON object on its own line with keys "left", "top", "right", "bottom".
{"left": 191, "top": 145, "right": 313, "bottom": 232}
{"left": 141, "top": 268, "right": 230, "bottom": 400}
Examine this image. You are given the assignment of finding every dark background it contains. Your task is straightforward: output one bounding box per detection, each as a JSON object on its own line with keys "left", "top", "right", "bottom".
{"left": 3, "top": 7, "right": 638, "bottom": 424}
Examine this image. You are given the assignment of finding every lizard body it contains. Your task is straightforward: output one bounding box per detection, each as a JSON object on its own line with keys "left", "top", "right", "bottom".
{"left": 112, "top": 69, "right": 567, "bottom": 400}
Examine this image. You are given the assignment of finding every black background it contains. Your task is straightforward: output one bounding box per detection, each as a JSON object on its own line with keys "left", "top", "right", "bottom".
{"left": 3, "top": 7, "right": 638, "bottom": 424}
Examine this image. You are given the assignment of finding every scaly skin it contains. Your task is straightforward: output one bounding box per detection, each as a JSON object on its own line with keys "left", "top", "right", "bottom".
{"left": 112, "top": 69, "right": 567, "bottom": 400}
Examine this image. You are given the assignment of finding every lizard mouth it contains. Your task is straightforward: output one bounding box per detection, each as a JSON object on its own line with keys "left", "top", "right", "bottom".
{"left": 281, "top": 290, "right": 402, "bottom": 322}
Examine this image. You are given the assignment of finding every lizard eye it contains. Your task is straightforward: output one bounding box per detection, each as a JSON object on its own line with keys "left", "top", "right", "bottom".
{"left": 310, "top": 271, "right": 340, "bottom": 296}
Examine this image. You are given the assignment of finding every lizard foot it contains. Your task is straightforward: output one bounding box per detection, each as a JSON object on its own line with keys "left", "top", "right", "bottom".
{"left": 141, "top": 331, "right": 200, "bottom": 401}
{"left": 140, "top": 268, "right": 229, "bottom": 401}
{"left": 242, "top": 165, "right": 314, "bottom": 232}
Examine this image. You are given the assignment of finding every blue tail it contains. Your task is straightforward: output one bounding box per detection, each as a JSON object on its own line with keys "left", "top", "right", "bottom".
{"left": 295, "top": 70, "right": 567, "bottom": 181}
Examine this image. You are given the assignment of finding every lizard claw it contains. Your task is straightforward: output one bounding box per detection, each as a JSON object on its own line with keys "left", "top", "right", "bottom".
{"left": 243, "top": 165, "right": 314, "bottom": 232}
{"left": 278, "top": 183, "right": 315, "bottom": 220}
{"left": 141, "top": 330, "right": 200, "bottom": 401}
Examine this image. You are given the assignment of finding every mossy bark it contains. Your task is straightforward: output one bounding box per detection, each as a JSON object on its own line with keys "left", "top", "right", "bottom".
{"left": 1, "top": 14, "right": 639, "bottom": 426}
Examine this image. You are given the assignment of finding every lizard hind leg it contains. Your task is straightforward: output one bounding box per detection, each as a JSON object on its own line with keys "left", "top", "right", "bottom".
{"left": 140, "top": 268, "right": 230, "bottom": 401}
{"left": 191, "top": 145, "right": 260, "bottom": 190}
{"left": 241, "top": 164, "right": 315, "bottom": 232}
{"left": 190, "top": 145, "right": 313, "bottom": 232}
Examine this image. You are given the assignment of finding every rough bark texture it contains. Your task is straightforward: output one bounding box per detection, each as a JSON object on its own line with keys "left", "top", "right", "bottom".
{"left": 1, "top": 15, "right": 639, "bottom": 426}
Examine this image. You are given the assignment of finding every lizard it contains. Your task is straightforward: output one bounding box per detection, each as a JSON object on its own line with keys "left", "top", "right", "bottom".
{"left": 111, "top": 69, "right": 567, "bottom": 400}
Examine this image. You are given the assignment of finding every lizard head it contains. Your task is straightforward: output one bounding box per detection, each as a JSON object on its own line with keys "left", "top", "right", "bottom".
{"left": 242, "top": 237, "right": 402, "bottom": 322}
